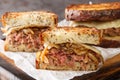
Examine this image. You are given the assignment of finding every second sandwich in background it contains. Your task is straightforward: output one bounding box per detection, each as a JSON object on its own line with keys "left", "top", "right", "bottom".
{"left": 65, "top": 2, "right": 120, "bottom": 48}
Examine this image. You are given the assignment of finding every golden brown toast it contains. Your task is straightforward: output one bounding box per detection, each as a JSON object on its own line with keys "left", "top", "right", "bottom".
{"left": 1, "top": 11, "right": 58, "bottom": 33}
{"left": 65, "top": 2, "right": 120, "bottom": 21}
{"left": 42, "top": 27, "right": 102, "bottom": 45}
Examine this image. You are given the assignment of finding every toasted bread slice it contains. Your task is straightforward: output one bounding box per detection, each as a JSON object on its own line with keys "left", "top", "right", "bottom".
{"left": 65, "top": 2, "right": 120, "bottom": 21}
{"left": 1, "top": 11, "right": 58, "bottom": 33}
{"left": 36, "top": 43, "right": 103, "bottom": 70}
{"left": 42, "top": 27, "right": 102, "bottom": 45}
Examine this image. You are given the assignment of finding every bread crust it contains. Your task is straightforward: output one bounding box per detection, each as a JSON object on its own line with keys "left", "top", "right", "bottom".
{"left": 65, "top": 2, "right": 120, "bottom": 21}
{"left": 99, "top": 39, "right": 120, "bottom": 48}
{"left": 36, "top": 62, "right": 97, "bottom": 71}
{"left": 1, "top": 11, "right": 58, "bottom": 31}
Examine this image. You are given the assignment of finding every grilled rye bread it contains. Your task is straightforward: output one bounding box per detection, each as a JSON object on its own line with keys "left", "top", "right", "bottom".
{"left": 42, "top": 27, "right": 102, "bottom": 45}
{"left": 65, "top": 2, "right": 120, "bottom": 21}
{"left": 1, "top": 11, "right": 58, "bottom": 33}
{"left": 1, "top": 11, "right": 58, "bottom": 52}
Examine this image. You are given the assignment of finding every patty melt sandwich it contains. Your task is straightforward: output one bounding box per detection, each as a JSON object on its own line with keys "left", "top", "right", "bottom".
{"left": 65, "top": 2, "right": 120, "bottom": 48}
{"left": 1, "top": 11, "right": 58, "bottom": 52}
{"left": 36, "top": 27, "right": 103, "bottom": 71}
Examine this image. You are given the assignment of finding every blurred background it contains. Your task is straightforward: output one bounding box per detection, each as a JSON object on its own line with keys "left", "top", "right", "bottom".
{"left": 0, "top": 0, "right": 119, "bottom": 38}
{"left": 0, "top": 0, "right": 120, "bottom": 21}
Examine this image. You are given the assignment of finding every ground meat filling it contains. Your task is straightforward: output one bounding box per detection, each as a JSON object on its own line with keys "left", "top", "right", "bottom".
{"left": 7, "top": 28, "right": 46, "bottom": 50}
{"left": 46, "top": 43, "right": 102, "bottom": 70}
{"left": 103, "top": 27, "right": 120, "bottom": 37}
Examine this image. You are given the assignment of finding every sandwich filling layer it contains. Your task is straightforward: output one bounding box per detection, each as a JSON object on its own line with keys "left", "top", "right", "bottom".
{"left": 36, "top": 43, "right": 103, "bottom": 70}
{"left": 5, "top": 28, "right": 46, "bottom": 52}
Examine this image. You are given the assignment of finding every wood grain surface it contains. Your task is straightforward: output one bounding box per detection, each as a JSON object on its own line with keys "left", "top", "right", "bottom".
{"left": 0, "top": 52, "right": 120, "bottom": 80}
{"left": 0, "top": 53, "right": 35, "bottom": 80}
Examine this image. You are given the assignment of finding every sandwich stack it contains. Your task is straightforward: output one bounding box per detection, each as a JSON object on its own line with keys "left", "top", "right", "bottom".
{"left": 65, "top": 2, "right": 120, "bottom": 48}
{"left": 1, "top": 9, "right": 104, "bottom": 70}
{"left": 1, "top": 11, "right": 58, "bottom": 52}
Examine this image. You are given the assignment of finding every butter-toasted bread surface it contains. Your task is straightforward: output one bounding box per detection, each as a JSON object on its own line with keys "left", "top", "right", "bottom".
{"left": 42, "top": 27, "right": 102, "bottom": 45}
{"left": 65, "top": 2, "right": 120, "bottom": 21}
{"left": 1, "top": 11, "right": 58, "bottom": 29}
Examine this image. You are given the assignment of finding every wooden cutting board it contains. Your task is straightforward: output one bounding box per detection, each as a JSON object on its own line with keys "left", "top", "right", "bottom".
{"left": 0, "top": 52, "right": 35, "bottom": 80}
{"left": 0, "top": 52, "right": 120, "bottom": 80}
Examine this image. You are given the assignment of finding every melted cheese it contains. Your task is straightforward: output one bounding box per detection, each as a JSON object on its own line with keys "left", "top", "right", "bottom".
{"left": 88, "top": 53, "right": 99, "bottom": 64}
{"left": 23, "top": 28, "right": 34, "bottom": 34}
{"left": 36, "top": 51, "right": 42, "bottom": 61}
{"left": 70, "top": 19, "right": 120, "bottom": 29}
{"left": 40, "top": 46, "right": 48, "bottom": 63}
{"left": 38, "top": 43, "right": 59, "bottom": 63}
{"left": 104, "top": 36, "right": 120, "bottom": 40}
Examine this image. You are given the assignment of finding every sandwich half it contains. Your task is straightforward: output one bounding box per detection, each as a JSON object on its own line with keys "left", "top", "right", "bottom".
{"left": 36, "top": 43, "right": 103, "bottom": 71}
{"left": 36, "top": 27, "right": 103, "bottom": 71}
{"left": 1, "top": 11, "right": 58, "bottom": 52}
